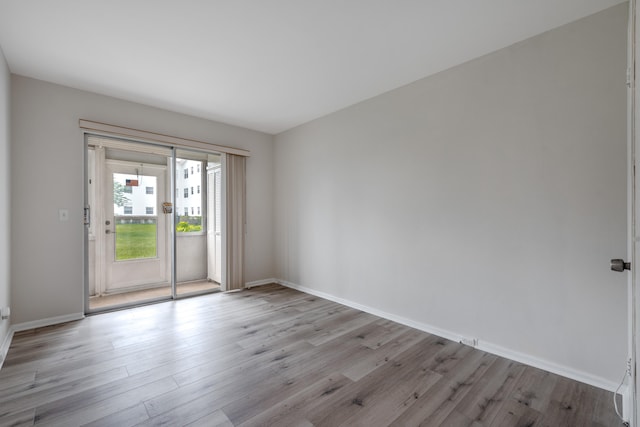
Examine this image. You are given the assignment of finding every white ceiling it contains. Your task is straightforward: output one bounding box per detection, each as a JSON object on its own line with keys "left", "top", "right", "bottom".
{"left": 0, "top": 0, "right": 626, "bottom": 134}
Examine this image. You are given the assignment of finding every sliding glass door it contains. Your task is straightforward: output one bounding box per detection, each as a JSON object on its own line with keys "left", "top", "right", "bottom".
{"left": 85, "top": 136, "right": 223, "bottom": 312}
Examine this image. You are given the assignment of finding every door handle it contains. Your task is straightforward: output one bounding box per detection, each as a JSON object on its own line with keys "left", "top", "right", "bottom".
{"left": 611, "top": 259, "right": 631, "bottom": 272}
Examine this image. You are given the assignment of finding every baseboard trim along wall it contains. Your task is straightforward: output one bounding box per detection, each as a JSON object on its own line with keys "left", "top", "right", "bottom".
{"left": 11, "top": 312, "right": 85, "bottom": 333}
{"left": 276, "top": 279, "right": 625, "bottom": 398}
{"left": 245, "top": 278, "right": 278, "bottom": 288}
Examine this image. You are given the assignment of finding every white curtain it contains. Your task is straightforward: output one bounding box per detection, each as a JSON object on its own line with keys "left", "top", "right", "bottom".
{"left": 225, "top": 154, "right": 246, "bottom": 291}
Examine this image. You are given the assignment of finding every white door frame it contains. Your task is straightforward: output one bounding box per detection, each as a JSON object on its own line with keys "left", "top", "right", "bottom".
{"left": 630, "top": 0, "right": 638, "bottom": 425}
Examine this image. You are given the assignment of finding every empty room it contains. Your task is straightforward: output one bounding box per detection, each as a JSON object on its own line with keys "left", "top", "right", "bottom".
{"left": 0, "top": 0, "right": 638, "bottom": 426}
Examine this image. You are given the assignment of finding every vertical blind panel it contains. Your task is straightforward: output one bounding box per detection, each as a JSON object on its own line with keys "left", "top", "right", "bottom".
{"left": 225, "top": 154, "right": 246, "bottom": 291}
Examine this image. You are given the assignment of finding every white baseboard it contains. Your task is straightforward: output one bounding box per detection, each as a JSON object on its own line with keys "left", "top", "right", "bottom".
{"left": 245, "top": 278, "right": 278, "bottom": 288}
{"left": 0, "top": 326, "right": 14, "bottom": 370}
{"left": 277, "top": 279, "right": 620, "bottom": 393}
{"left": 11, "top": 312, "right": 85, "bottom": 333}
{"left": 478, "top": 340, "right": 619, "bottom": 392}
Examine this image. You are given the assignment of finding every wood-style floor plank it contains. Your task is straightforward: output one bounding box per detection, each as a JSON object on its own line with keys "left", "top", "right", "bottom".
{"left": 184, "top": 409, "right": 234, "bottom": 427}
{"left": 236, "top": 373, "right": 354, "bottom": 427}
{"left": 82, "top": 403, "right": 150, "bottom": 427}
{"left": 0, "top": 284, "right": 624, "bottom": 427}
{"left": 34, "top": 376, "right": 178, "bottom": 426}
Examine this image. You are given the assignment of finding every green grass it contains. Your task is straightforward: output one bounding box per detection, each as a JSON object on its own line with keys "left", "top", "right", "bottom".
{"left": 115, "top": 223, "right": 157, "bottom": 260}
{"left": 176, "top": 221, "right": 202, "bottom": 232}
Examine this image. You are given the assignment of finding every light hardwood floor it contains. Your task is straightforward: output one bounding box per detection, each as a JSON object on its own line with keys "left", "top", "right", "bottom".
{"left": 0, "top": 284, "right": 624, "bottom": 426}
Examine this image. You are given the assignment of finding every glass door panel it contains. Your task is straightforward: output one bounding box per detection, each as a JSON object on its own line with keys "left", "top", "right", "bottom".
{"left": 86, "top": 136, "right": 173, "bottom": 312}
{"left": 174, "top": 149, "right": 222, "bottom": 296}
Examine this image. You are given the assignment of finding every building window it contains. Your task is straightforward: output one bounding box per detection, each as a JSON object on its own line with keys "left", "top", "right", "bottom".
{"left": 124, "top": 206, "right": 132, "bottom": 214}
{"left": 191, "top": 207, "right": 194, "bottom": 215}
{"left": 197, "top": 164, "right": 200, "bottom": 173}
{"left": 146, "top": 207, "right": 154, "bottom": 215}
{"left": 184, "top": 188, "right": 188, "bottom": 198}
{"left": 197, "top": 207, "right": 200, "bottom": 215}
{"left": 191, "top": 187, "right": 194, "bottom": 195}
{"left": 191, "top": 166, "right": 194, "bottom": 174}
{"left": 184, "top": 207, "right": 188, "bottom": 216}
{"left": 184, "top": 169, "right": 188, "bottom": 178}
{"left": 146, "top": 186, "right": 154, "bottom": 195}
{"left": 197, "top": 185, "right": 200, "bottom": 194}
{"left": 124, "top": 186, "right": 132, "bottom": 194}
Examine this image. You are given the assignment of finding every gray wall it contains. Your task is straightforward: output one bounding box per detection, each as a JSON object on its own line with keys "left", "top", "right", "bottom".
{"left": 274, "top": 4, "right": 628, "bottom": 385}
{"left": 10, "top": 76, "right": 275, "bottom": 324}
{"left": 0, "top": 47, "right": 10, "bottom": 355}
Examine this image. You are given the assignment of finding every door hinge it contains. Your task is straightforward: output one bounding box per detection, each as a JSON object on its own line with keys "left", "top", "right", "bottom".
{"left": 628, "top": 67, "right": 634, "bottom": 88}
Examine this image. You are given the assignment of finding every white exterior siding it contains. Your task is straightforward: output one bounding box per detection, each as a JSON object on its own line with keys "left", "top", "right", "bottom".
{"left": 113, "top": 173, "right": 158, "bottom": 216}
{"left": 175, "top": 159, "right": 203, "bottom": 219}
